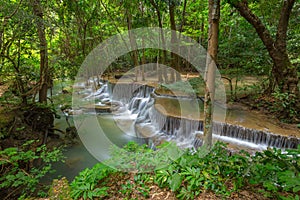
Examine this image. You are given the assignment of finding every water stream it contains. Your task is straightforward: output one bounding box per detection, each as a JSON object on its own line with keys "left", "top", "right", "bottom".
{"left": 52, "top": 80, "right": 299, "bottom": 180}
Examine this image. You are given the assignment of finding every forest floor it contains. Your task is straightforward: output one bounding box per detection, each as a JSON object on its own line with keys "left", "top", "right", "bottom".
{"left": 30, "top": 172, "right": 282, "bottom": 200}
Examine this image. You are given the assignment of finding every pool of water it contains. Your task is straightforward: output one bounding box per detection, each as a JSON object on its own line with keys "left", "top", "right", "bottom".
{"left": 46, "top": 113, "right": 145, "bottom": 182}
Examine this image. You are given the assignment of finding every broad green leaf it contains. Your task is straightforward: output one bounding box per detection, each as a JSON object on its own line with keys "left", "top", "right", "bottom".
{"left": 169, "top": 173, "right": 182, "bottom": 191}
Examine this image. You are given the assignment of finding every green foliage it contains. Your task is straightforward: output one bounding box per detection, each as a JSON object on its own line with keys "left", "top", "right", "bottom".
{"left": 270, "top": 90, "right": 299, "bottom": 122}
{"left": 252, "top": 89, "right": 300, "bottom": 123}
{"left": 0, "top": 89, "right": 22, "bottom": 105}
{"left": 248, "top": 146, "right": 300, "bottom": 198}
{"left": 70, "top": 141, "right": 300, "bottom": 199}
{"left": 187, "top": 77, "right": 205, "bottom": 95}
{"left": 104, "top": 141, "right": 182, "bottom": 172}
{"left": 218, "top": 3, "right": 271, "bottom": 76}
{"left": 154, "top": 142, "right": 300, "bottom": 199}
{"left": 0, "top": 140, "right": 64, "bottom": 199}
{"left": 133, "top": 173, "right": 151, "bottom": 197}
{"left": 154, "top": 142, "right": 249, "bottom": 199}
{"left": 120, "top": 176, "right": 150, "bottom": 199}
{"left": 70, "top": 163, "right": 115, "bottom": 200}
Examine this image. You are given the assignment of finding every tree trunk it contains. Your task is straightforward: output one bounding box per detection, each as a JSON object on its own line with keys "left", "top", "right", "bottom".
{"left": 178, "top": 0, "right": 187, "bottom": 33}
{"left": 141, "top": 5, "right": 146, "bottom": 81}
{"left": 141, "top": 37, "right": 146, "bottom": 81}
{"left": 126, "top": 13, "right": 139, "bottom": 82}
{"left": 169, "top": 3, "right": 181, "bottom": 82}
{"left": 177, "top": 0, "right": 187, "bottom": 78}
{"left": 32, "top": 0, "right": 49, "bottom": 103}
{"left": 199, "top": 17, "right": 205, "bottom": 45}
{"left": 231, "top": 0, "right": 298, "bottom": 96}
{"left": 203, "top": 0, "right": 220, "bottom": 148}
{"left": 149, "top": 0, "right": 168, "bottom": 83}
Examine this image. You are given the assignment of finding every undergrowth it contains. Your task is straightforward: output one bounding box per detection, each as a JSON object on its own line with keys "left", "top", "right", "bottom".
{"left": 0, "top": 140, "right": 64, "bottom": 200}
{"left": 69, "top": 141, "right": 300, "bottom": 200}
{"left": 251, "top": 89, "right": 300, "bottom": 123}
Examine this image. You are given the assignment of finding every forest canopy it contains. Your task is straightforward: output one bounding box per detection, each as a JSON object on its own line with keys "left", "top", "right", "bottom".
{"left": 0, "top": 0, "right": 299, "bottom": 119}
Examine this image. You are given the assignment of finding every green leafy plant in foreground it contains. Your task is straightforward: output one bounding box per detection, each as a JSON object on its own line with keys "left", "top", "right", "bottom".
{"left": 70, "top": 141, "right": 300, "bottom": 200}
{"left": 104, "top": 141, "right": 182, "bottom": 172}
{"left": 153, "top": 142, "right": 300, "bottom": 199}
{"left": 120, "top": 176, "right": 150, "bottom": 199}
{"left": 249, "top": 146, "right": 300, "bottom": 198}
{"left": 70, "top": 163, "right": 115, "bottom": 200}
{"left": 0, "top": 140, "right": 64, "bottom": 199}
{"left": 154, "top": 142, "right": 250, "bottom": 199}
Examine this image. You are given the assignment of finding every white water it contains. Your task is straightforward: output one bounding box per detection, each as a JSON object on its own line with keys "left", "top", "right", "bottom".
{"left": 73, "top": 80, "right": 299, "bottom": 152}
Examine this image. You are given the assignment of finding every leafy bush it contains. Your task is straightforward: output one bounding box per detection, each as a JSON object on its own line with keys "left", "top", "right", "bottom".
{"left": 249, "top": 146, "right": 300, "bottom": 198}
{"left": 252, "top": 89, "right": 300, "bottom": 123}
{"left": 70, "top": 141, "right": 300, "bottom": 199}
{"left": 70, "top": 163, "right": 115, "bottom": 200}
{"left": 270, "top": 90, "right": 299, "bottom": 122}
{"left": 0, "top": 140, "right": 64, "bottom": 199}
{"left": 155, "top": 142, "right": 250, "bottom": 199}
{"left": 104, "top": 141, "right": 182, "bottom": 172}
{"left": 153, "top": 142, "right": 300, "bottom": 199}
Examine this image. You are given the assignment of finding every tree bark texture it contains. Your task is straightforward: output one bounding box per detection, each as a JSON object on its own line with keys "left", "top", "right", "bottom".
{"left": 203, "top": 0, "right": 220, "bottom": 148}
{"left": 32, "top": 0, "right": 50, "bottom": 103}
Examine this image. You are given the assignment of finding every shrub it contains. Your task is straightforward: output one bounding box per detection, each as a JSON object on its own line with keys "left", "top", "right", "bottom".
{"left": 0, "top": 140, "right": 64, "bottom": 199}
{"left": 70, "top": 163, "right": 115, "bottom": 200}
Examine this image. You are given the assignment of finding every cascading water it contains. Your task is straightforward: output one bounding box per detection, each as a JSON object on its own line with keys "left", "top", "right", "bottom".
{"left": 82, "top": 81, "right": 300, "bottom": 151}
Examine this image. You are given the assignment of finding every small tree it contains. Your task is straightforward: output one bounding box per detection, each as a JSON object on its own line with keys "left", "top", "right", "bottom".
{"left": 203, "top": 0, "right": 220, "bottom": 148}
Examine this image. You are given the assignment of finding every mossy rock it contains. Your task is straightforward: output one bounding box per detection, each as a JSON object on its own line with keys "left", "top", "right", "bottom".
{"left": 48, "top": 177, "right": 72, "bottom": 200}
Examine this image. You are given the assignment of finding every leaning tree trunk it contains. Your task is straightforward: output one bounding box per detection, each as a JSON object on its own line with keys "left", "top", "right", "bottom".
{"left": 32, "top": 0, "right": 49, "bottom": 103}
{"left": 231, "top": 0, "right": 298, "bottom": 96}
{"left": 203, "top": 0, "right": 220, "bottom": 148}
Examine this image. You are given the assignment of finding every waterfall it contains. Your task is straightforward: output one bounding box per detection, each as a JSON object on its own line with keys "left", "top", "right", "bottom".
{"left": 108, "top": 83, "right": 153, "bottom": 103}
{"left": 83, "top": 81, "right": 300, "bottom": 150}
{"left": 212, "top": 122, "right": 300, "bottom": 149}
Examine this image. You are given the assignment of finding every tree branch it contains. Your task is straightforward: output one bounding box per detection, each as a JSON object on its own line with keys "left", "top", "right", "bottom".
{"left": 231, "top": 0, "right": 276, "bottom": 54}
{"left": 275, "top": 0, "right": 295, "bottom": 51}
